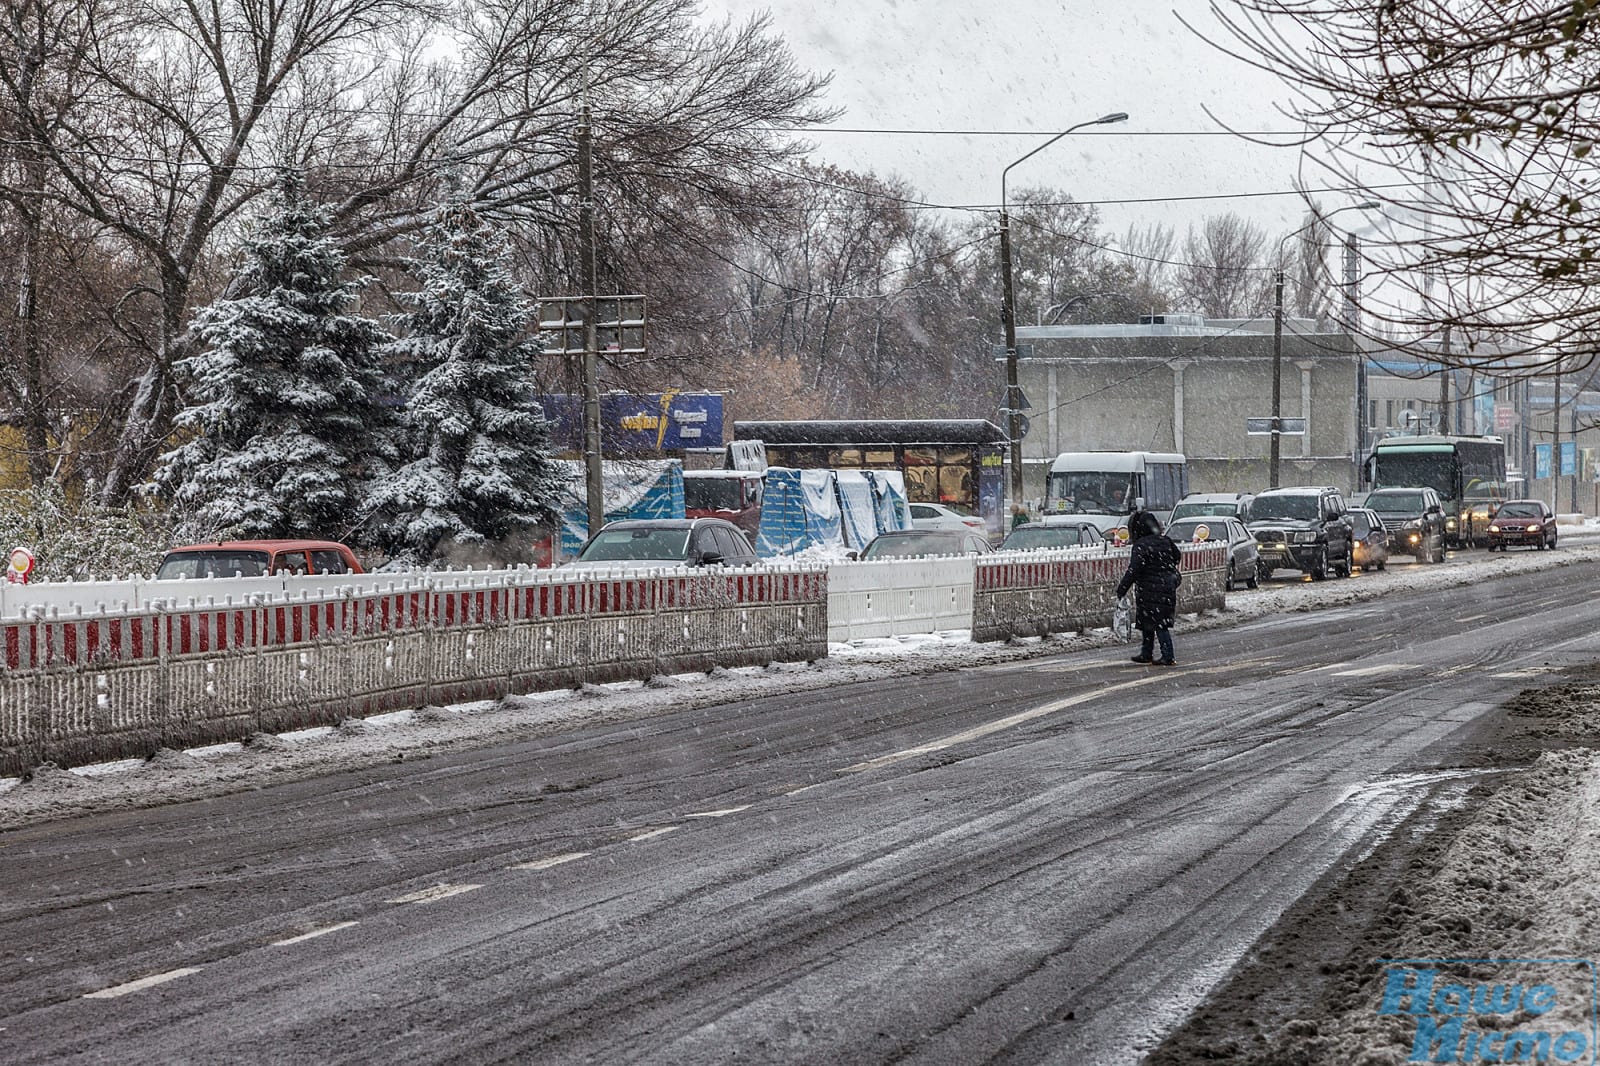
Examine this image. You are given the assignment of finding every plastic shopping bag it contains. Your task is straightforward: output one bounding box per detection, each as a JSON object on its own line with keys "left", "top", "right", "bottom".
{"left": 1112, "top": 594, "right": 1134, "bottom": 642}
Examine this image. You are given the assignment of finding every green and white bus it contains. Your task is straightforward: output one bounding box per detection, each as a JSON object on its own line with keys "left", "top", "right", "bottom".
{"left": 1365, "top": 435, "right": 1507, "bottom": 548}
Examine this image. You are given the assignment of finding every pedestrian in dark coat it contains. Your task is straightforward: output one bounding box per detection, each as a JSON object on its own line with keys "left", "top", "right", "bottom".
{"left": 1115, "top": 511, "right": 1182, "bottom": 665}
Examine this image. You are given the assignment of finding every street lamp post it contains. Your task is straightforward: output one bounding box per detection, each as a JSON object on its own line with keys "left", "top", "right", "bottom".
{"left": 1269, "top": 201, "right": 1379, "bottom": 488}
{"left": 999, "top": 111, "right": 1128, "bottom": 516}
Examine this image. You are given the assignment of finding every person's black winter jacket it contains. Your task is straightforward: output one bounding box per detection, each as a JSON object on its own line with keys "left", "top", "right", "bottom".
{"left": 1116, "top": 532, "right": 1182, "bottom": 630}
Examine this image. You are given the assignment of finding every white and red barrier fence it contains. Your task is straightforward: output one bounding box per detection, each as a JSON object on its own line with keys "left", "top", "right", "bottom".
{"left": 0, "top": 547, "right": 1228, "bottom": 775}
{"left": 0, "top": 567, "right": 827, "bottom": 775}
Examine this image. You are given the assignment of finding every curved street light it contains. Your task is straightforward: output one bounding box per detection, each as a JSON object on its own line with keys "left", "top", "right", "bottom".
{"left": 1268, "top": 200, "right": 1380, "bottom": 488}
{"left": 998, "top": 112, "right": 1129, "bottom": 516}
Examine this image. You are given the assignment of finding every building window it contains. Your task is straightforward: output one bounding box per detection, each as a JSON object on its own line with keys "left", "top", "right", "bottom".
{"left": 1385, "top": 400, "right": 1395, "bottom": 426}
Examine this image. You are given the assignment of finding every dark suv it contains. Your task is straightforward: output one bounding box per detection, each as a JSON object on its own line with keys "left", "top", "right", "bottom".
{"left": 1247, "top": 486, "right": 1355, "bottom": 581}
{"left": 1361, "top": 487, "right": 1447, "bottom": 562}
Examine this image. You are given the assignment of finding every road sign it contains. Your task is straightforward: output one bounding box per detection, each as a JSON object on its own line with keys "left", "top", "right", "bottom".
{"left": 1246, "top": 417, "right": 1306, "bottom": 436}
{"left": 7, "top": 546, "right": 33, "bottom": 585}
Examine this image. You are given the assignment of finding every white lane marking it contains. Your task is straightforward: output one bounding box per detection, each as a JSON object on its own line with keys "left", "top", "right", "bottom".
{"left": 84, "top": 967, "right": 202, "bottom": 999}
{"left": 685, "top": 806, "right": 750, "bottom": 819}
{"left": 385, "top": 883, "right": 483, "bottom": 905}
{"left": 272, "top": 921, "right": 358, "bottom": 946}
{"left": 1458, "top": 613, "right": 1489, "bottom": 623}
{"left": 509, "top": 852, "right": 589, "bottom": 871}
{"left": 1330, "top": 664, "right": 1421, "bottom": 678}
{"left": 839, "top": 675, "right": 1164, "bottom": 774}
{"left": 629, "top": 827, "right": 679, "bottom": 842}
{"left": 783, "top": 783, "right": 824, "bottom": 797}
{"left": 1492, "top": 669, "right": 1547, "bottom": 679}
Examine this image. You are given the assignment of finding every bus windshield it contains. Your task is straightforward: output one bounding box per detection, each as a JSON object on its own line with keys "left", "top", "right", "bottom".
{"left": 1373, "top": 452, "right": 1454, "bottom": 496}
{"left": 1046, "top": 471, "right": 1135, "bottom": 513}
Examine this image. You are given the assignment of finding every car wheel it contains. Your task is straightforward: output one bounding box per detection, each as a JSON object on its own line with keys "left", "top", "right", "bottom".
{"left": 1551, "top": 533, "right": 1559, "bottom": 550}
{"left": 1309, "top": 547, "right": 1327, "bottom": 581}
{"left": 1226, "top": 560, "right": 1236, "bottom": 590}
{"left": 1245, "top": 566, "right": 1259, "bottom": 589}
{"left": 1256, "top": 561, "right": 1273, "bottom": 584}
{"left": 1375, "top": 555, "right": 1387, "bottom": 571}
{"left": 1340, "top": 545, "right": 1354, "bottom": 578}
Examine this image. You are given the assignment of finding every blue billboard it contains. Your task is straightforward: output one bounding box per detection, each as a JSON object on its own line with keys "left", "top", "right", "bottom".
{"left": 1535, "top": 443, "right": 1552, "bottom": 480}
{"left": 539, "top": 392, "right": 724, "bottom": 453}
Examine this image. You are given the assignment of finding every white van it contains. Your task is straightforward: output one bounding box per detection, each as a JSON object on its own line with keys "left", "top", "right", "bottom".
{"left": 1044, "top": 452, "right": 1188, "bottom": 522}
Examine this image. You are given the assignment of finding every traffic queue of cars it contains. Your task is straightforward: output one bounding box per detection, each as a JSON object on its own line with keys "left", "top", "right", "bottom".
{"left": 149, "top": 494, "right": 1564, "bottom": 579}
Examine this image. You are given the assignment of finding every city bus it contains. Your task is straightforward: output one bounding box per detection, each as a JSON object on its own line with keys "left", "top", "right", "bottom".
{"left": 1365, "top": 435, "right": 1507, "bottom": 548}
{"left": 1044, "top": 452, "right": 1189, "bottom": 523}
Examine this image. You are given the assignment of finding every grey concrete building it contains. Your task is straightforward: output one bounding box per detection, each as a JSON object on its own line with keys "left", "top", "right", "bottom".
{"left": 1011, "top": 314, "right": 1361, "bottom": 502}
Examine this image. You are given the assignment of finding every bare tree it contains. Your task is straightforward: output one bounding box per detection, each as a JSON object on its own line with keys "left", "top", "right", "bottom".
{"left": 1118, "top": 222, "right": 1178, "bottom": 315}
{"left": 1197, "top": 0, "right": 1600, "bottom": 371}
{"left": 1177, "top": 211, "right": 1270, "bottom": 318}
{"left": 0, "top": 0, "right": 832, "bottom": 502}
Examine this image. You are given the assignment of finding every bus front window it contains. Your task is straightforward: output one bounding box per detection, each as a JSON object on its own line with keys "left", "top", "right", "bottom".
{"left": 1048, "top": 472, "right": 1135, "bottom": 513}
{"left": 1373, "top": 454, "right": 1454, "bottom": 496}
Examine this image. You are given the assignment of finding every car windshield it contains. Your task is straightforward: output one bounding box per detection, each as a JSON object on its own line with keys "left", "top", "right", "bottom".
{"left": 578, "top": 528, "right": 692, "bottom": 561}
{"left": 862, "top": 533, "right": 964, "bottom": 559}
{"left": 1170, "top": 502, "right": 1237, "bottom": 520}
{"left": 1250, "top": 494, "right": 1318, "bottom": 521}
{"left": 1367, "top": 492, "right": 1424, "bottom": 513}
{"left": 156, "top": 550, "right": 271, "bottom": 579}
{"left": 1002, "top": 526, "right": 1086, "bottom": 550}
{"left": 684, "top": 478, "right": 743, "bottom": 511}
{"left": 1496, "top": 503, "right": 1543, "bottom": 518}
{"left": 1166, "top": 520, "right": 1224, "bottom": 542}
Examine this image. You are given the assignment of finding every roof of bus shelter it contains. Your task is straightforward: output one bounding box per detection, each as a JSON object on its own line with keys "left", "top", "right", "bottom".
{"left": 733, "top": 419, "right": 1008, "bottom": 447}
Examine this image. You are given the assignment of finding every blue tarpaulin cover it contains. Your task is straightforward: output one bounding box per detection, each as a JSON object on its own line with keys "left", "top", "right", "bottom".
{"left": 835, "top": 470, "right": 878, "bottom": 549}
{"left": 555, "top": 459, "right": 685, "bottom": 558}
{"left": 755, "top": 467, "right": 843, "bottom": 557}
{"left": 866, "top": 470, "right": 911, "bottom": 534}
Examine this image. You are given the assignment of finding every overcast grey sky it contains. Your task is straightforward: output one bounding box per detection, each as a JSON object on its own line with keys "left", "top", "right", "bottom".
{"left": 702, "top": 0, "right": 1354, "bottom": 245}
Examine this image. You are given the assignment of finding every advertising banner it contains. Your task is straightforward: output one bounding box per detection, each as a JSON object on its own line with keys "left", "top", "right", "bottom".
{"left": 1560, "top": 440, "right": 1578, "bottom": 477}
{"left": 1535, "top": 442, "right": 1552, "bottom": 480}
{"left": 540, "top": 392, "right": 724, "bottom": 453}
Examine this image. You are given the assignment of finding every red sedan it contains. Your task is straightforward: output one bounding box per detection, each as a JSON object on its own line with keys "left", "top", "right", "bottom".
{"left": 1486, "top": 500, "right": 1558, "bottom": 551}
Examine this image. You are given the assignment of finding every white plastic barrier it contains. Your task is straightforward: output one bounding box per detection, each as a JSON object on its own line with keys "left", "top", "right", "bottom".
{"left": 826, "top": 555, "right": 976, "bottom": 643}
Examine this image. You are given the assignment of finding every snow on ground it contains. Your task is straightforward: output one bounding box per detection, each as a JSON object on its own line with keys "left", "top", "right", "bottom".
{"left": 2, "top": 536, "right": 1597, "bottom": 829}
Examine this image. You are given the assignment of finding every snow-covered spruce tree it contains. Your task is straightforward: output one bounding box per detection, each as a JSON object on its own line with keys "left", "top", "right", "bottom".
{"left": 367, "top": 200, "right": 561, "bottom": 563}
{"left": 153, "top": 177, "right": 393, "bottom": 540}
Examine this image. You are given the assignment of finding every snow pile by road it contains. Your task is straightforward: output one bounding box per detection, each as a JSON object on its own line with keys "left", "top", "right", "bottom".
{"left": 2, "top": 540, "right": 1596, "bottom": 829}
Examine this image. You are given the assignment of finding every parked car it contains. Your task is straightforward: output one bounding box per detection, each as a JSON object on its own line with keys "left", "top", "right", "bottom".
{"left": 156, "top": 539, "right": 363, "bottom": 580}
{"left": 1168, "top": 491, "right": 1254, "bottom": 525}
{"left": 1348, "top": 507, "right": 1390, "bottom": 572}
{"left": 909, "top": 502, "right": 987, "bottom": 534}
{"left": 1363, "top": 487, "right": 1447, "bottom": 563}
{"left": 998, "top": 517, "right": 1104, "bottom": 553}
{"left": 857, "top": 529, "right": 992, "bottom": 560}
{"left": 1247, "top": 485, "right": 1355, "bottom": 580}
{"left": 1166, "top": 516, "right": 1260, "bottom": 590}
{"left": 567, "top": 518, "right": 760, "bottom": 570}
{"left": 1487, "top": 499, "right": 1558, "bottom": 551}
{"left": 1078, "top": 512, "right": 1132, "bottom": 543}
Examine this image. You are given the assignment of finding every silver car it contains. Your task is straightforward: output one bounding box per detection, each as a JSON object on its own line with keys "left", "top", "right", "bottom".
{"left": 1165, "top": 515, "right": 1261, "bottom": 590}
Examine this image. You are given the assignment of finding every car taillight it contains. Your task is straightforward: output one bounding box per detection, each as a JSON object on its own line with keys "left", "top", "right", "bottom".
{"left": 963, "top": 517, "right": 985, "bottom": 529}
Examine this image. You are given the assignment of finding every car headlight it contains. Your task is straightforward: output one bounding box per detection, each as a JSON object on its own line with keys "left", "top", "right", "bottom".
{"left": 1407, "top": 532, "right": 1421, "bottom": 542}
{"left": 1488, "top": 524, "right": 1500, "bottom": 532}
{"left": 1445, "top": 517, "right": 1458, "bottom": 530}
{"left": 1527, "top": 524, "right": 1541, "bottom": 532}
{"left": 1293, "top": 531, "right": 1318, "bottom": 543}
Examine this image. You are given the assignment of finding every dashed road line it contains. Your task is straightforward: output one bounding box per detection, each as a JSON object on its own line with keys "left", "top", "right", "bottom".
{"left": 685, "top": 805, "right": 750, "bottom": 818}
{"left": 509, "top": 852, "right": 589, "bottom": 871}
{"left": 781, "top": 783, "right": 824, "bottom": 797}
{"left": 84, "top": 967, "right": 202, "bottom": 999}
{"left": 839, "top": 675, "right": 1163, "bottom": 774}
{"left": 385, "top": 884, "right": 483, "bottom": 905}
{"left": 1330, "top": 664, "right": 1422, "bottom": 678}
{"left": 628, "top": 827, "right": 679, "bottom": 842}
{"left": 272, "top": 921, "right": 359, "bottom": 946}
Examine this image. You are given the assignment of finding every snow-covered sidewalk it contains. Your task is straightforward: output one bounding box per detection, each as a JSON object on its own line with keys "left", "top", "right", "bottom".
{"left": 2, "top": 540, "right": 1596, "bottom": 829}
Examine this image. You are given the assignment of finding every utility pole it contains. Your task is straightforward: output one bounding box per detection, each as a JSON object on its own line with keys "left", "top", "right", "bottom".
{"left": 1552, "top": 365, "right": 1562, "bottom": 513}
{"left": 1270, "top": 270, "right": 1284, "bottom": 488}
{"left": 1437, "top": 325, "right": 1451, "bottom": 435}
{"left": 577, "top": 103, "right": 603, "bottom": 534}
{"left": 998, "top": 208, "right": 1022, "bottom": 513}
{"left": 1344, "top": 234, "right": 1365, "bottom": 484}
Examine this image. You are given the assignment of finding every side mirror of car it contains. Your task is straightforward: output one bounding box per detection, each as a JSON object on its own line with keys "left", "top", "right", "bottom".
{"left": 845, "top": 550, "right": 859, "bottom": 562}
{"left": 698, "top": 551, "right": 725, "bottom": 566}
